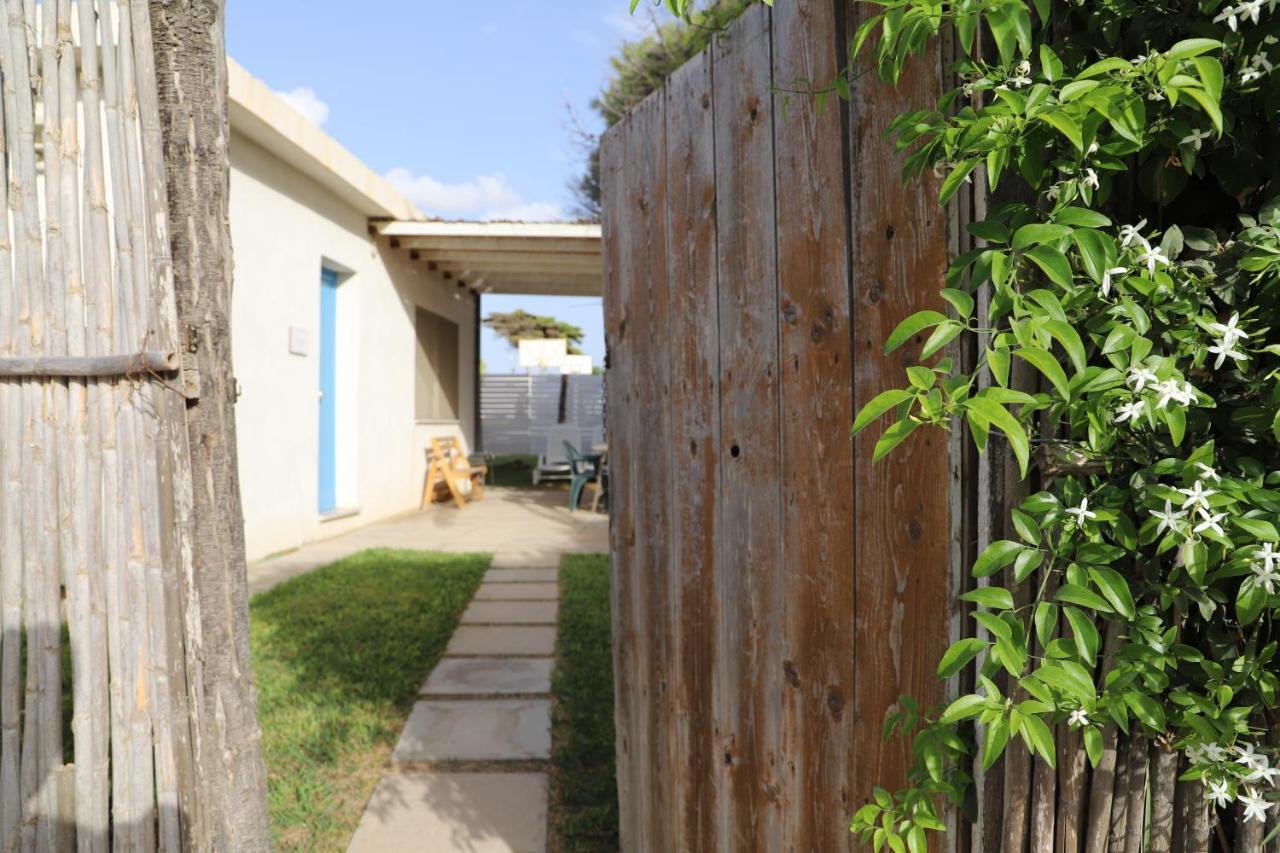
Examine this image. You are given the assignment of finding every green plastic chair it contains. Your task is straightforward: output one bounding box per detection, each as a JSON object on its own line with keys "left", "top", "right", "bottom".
{"left": 563, "top": 440, "right": 599, "bottom": 512}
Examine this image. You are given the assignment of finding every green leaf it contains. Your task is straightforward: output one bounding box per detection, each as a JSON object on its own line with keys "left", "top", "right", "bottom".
{"left": 1063, "top": 606, "right": 1100, "bottom": 665}
{"left": 972, "top": 539, "right": 1026, "bottom": 579}
{"left": 1182, "top": 82, "right": 1222, "bottom": 135}
{"left": 1014, "top": 548, "right": 1044, "bottom": 583}
{"left": 1012, "top": 223, "right": 1074, "bottom": 250}
{"left": 1166, "top": 38, "right": 1223, "bottom": 61}
{"left": 885, "top": 310, "right": 949, "bottom": 354}
{"left": 1088, "top": 568, "right": 1137, "bottom": 619}
{"left": 965, "top": 397, "right": 1030, "bottom": 476}
{"left": 852, "top": 388, "right": 914, "bottom": 436}
{"left": 940, "top": 288, "right": 975, "bottom": 318}
{"left": 1024, "top": 245, "right": 1074, "bottom": 288}
{"left": 1237, "top": 581, "right": 1268, "bottom": 627}
{"left": 938, "top": 638, "right": 988, "bottom": 677}
{"left": 1039, "top": 44, "right": 1063, "bottom": 82}
{"left": 920, "top": 321, "right": 964, "bottom": 359}
{"left": 1083, "top": 726, "right": 1103, "bottom": 768}
{"left": 940, "top": 159, "right": 979, "bottom": 204}
{"left": 1036, "top": 110, "right": 1083, "bottom": 151}
{"left": 873, "top": 418, "right": 919, "bottom": 462}
{"left": 1043, "top": 320, "right": 1088, "bottom": 374}
{"left": 1125, "top": 692, "right": 1166, "bottom": 731}
{"left": 962, "top": 587, "right": 1016, "bottom": 610}
{"left": 1192, "top": 56, "right": 1224, "bottom": 101}
{"left": 1056, "top": 583, "right": 1113, "bottom": 613}
{"left": 1234, "top": 517, "right": 1280, "bottom": 541}
{"left": 1014, "top": 346, "right": 1071, "bottom": 400}
{"left": 1021, "top": 713, "right": 1056, "bottom": 766}
{"left": 1059, "top": 79, "right": 1099, "bottom": 102}
{"left": 941, "top": 692, "right": 988, "bottom": 722}
{"left": 1053, "top": 207, "right": 1111, "bottom": 228}
{"left": 1071, "top": 229, "right": 1110, "bottom": 284}
{"left": 982, "top": 714, "right": 1010, "bottom": 770}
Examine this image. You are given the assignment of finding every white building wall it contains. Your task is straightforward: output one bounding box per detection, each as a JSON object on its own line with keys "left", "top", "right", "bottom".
{"left": 228, "top": 130, "right": 476, "bottom": 561}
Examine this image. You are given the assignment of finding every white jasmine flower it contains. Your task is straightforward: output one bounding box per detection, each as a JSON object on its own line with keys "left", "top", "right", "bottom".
{"left": 1068, "top": 709, "right": 1089, "bottom": 728}
{"left": 1257, "top": 543, "right": 1279, "bottom": 571}
{"left": 1206, "top": 779, "right": 1234, "bottom": 808}
{"left": 1137, "top": 244, "right": 1170, "bottom": 276}
{"left": 1101, "top": 266, "right": 1128, "bottom": 297}
{"left": 1087, "top": 141, "right": 1100, "bottom": 155}
{"left": 1150, "top": 500, "right": 1187, "bottom": 536}
{"left": 1239, "top": 0, "right": 1265, "bottom": 25}
{"left": 1194, "top": 512, "right": 1227, "bottom": 538}
{"left": 1215, "top": 3, "right": 1241, "bottom": 30}
{"left": 1208, "top": 339, "right": 1249, "bottom": 369}
{"left": 1251, "top": 561, "right": 1280, "bottom": 595}
{"left": 1066, "top": 498, "right": 1097, "bottom": 524}
{"left": 1127, "top": 366, "right": 1158, "bottom": 392}
{"left": 1178, "top": 480, "right": 1217, "bottom": 512}
{"left": 1008, "top": 60, "right": 1033, "bottom": 88}
{"left": 1195, "top": 463, "right": 1222, "bottom": 483}
{"left": 1181, "top": 128, "right": 1212, "bottom": 151}
{"left": 1250, "top": 765, "right": 1280, "bottom": 786}
{"left": 1115, "top": 400, "right": 1146, "bottom": 423}
{"left": 1242, "top": 66, "right": 1265, "bottom": 84}
{"left": 1203, "top": 743, "right": 1229, "bottom": 763}
{"left": 1082, "top": 168, "right": 1100, "bottom": 190}
{"left": 1155, "top": 379, "right": 1191, "bottom": 409}
{"left": 1236, "top": 742, "right": 1269, "bottom": 771}
{"left": 1119, "top": 219, "right": 1149, "bottom": 249}
{"left": 1207, "top": 313, "right": 1250, "bottom": 348}
{"left": 1240, "top": 787, "right": 1273, "bottom": 824}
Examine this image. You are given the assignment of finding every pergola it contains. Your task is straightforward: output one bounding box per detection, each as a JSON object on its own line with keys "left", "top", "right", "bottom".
{"left": 375, "top": 220, "right": 602, "bottom": 296}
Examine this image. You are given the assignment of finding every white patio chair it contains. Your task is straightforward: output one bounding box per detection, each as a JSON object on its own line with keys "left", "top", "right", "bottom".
{"left": 532, "top": 425, "right": 579, "bottom": 485}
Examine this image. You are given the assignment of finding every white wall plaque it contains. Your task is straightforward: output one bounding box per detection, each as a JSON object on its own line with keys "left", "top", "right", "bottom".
{"left": 288, "top": 326, "right": 310, "bottom": 356}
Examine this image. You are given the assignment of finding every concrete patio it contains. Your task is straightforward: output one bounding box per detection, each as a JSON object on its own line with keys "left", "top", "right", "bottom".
{"left": 247, "top": 487, "right": 608, "bottom": 595}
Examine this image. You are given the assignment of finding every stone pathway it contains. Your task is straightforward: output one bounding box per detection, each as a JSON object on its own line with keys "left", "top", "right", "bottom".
{"left": 348, "top": 556, "right": 561, "bottom": 853}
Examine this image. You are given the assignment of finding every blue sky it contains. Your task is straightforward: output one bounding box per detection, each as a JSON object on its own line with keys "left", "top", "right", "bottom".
{"left": 226, "top": 1, "right": 652, "bottom": 370}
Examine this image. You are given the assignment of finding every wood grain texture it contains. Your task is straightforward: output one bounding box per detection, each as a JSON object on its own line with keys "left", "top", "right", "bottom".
{"left": 845, "top": 0, "right": 952, "bottom": 816}
{"left": 601, "top": 108, "right": 642, "bottom": 851}
{"left": 663, "top": 51, "right": 722, "bottom": 853}
{"left": 712, "top": 7, "right": 783, "bottom": 849}
{"left": 771, "top": 3, "right": 857, "bottom": 850}
{"left": 627, "top": 88, "right": 674, "bottom": 850}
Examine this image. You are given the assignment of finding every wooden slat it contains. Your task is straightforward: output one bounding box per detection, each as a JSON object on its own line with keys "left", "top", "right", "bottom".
{"left": 846, "top": 0, "right": 952, "bottom": 814}
{"left": 663, "top": 51, "right": 721, "bottom": 851}
{"left": 600, "top": 111, "right": 641, "bottom": 850}
{"left": 711, "top": 7, "right": 783, "bottom": 849}
{"left": 771, "top": 3, "right": 857, "bottom": 850}
{"left": 625, "top": 88, "right": 674, "bottom": 850}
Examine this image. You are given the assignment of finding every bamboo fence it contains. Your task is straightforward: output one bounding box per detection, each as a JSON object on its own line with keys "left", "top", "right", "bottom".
{"left": 0, "top": 1, "right": 199, "bottom": 849}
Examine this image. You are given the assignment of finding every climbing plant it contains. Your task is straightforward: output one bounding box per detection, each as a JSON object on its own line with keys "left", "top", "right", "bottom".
{"left": 840, "top": 0, "right": 1280, "bottom": 849}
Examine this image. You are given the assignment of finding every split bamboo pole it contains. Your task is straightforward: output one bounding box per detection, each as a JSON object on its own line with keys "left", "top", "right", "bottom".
{"left": 1121, "top": 735, "right": 1148, "bottom": 853}
{"left": 77, "top": 2, "right": 118, "bottom": 848}
{"left": 99, "top": 1, "right": 156, "bottom": 842}
{"left": 116, "top": 3, "right": 184, "bottom": 844}
{"left": 0, "top": 9, "right": 23, "bottom": 846}
{"left": 1148, "top": 743, "right": 1178, "bottom": 853}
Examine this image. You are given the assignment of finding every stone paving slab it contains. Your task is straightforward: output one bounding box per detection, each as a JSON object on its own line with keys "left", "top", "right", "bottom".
{"left": 422, "top": 658, "right": 553, "bottom": 697}
{"left": 474, "top": 582, "right": 559, "bottom": 601}
{"left": 483, "top": 568, "right": 558, "bottom": 584}
{"left": 393, "top": 700, "right": 552, "bottom": 763}
{"left": 462, "top": 601, "right": 558, "bottom": 626}
{"left": 347, "top": 771, "right": 547, "bottom": 853}
{"left": 488, "top": 553, "right": 560, "bottom": 570}
{"left": 446, "top": 626, "right": 556, "bottom": 657}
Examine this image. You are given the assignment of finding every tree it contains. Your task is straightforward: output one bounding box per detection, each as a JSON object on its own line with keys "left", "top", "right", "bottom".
{"left": 149, "top": 1, "right": 271, "bottom": 848}
{"left": 484, "top": 309, "right": 586, "bottom": 355}
{"left": 570, "top": 0, "right": 751, "bottom": 217}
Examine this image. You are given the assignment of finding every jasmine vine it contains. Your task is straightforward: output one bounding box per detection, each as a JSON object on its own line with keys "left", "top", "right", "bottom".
{"left": 844, "top": 0, "right": 1280, "bottom": 849}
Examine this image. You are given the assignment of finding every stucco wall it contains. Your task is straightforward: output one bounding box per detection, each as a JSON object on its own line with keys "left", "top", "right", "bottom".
{"left": 229, "top": 130, "right": 476, "bottom": 561}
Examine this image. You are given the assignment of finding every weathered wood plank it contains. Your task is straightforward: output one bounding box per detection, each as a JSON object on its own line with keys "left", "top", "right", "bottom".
{"left": 845, "top": 0, "right": 952, "bottom": 817}
{"left": 625, "top": 87, "right": 674, "bottom": 851}
{"left": 600, "top": 110, "right": 641, "bottom": 851}
{"left": 711, "top": 6, "right": 783, "bottom": 849}
{"left": 771, "top": 3, "right": 857, "bottom": 850}
{"left": 663, "top": 51, "right": 722, "bottom": 852}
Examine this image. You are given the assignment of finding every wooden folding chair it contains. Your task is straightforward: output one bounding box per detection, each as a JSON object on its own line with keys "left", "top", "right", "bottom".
{"left": 421, "top": 437, "right": 487, "bottom": 509}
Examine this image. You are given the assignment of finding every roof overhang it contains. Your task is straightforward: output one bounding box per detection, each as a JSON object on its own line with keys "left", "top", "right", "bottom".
{"left": 376, "top": 221, "right": 602, "bottom": 297}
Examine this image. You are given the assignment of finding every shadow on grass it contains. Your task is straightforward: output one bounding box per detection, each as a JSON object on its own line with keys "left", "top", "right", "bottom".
{"left": 250, "top": 548, "right": 488, "bottom": 850}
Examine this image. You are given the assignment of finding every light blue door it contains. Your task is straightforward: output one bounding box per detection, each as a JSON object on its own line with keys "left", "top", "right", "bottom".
{"left": 318, "top": 269, "right": 338, "bottom": 512}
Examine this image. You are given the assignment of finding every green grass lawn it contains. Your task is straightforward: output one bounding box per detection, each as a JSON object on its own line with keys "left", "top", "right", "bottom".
{"left": 251, "top": 548, "right": 488, "bottom": 851}
{"left": 551, "top": 553, "right": 620, "bottom": 852}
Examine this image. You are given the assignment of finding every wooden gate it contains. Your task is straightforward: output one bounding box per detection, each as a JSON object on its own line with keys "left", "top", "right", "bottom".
{"left": 601, "top": 1, "right": 956, "bottom": 849}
